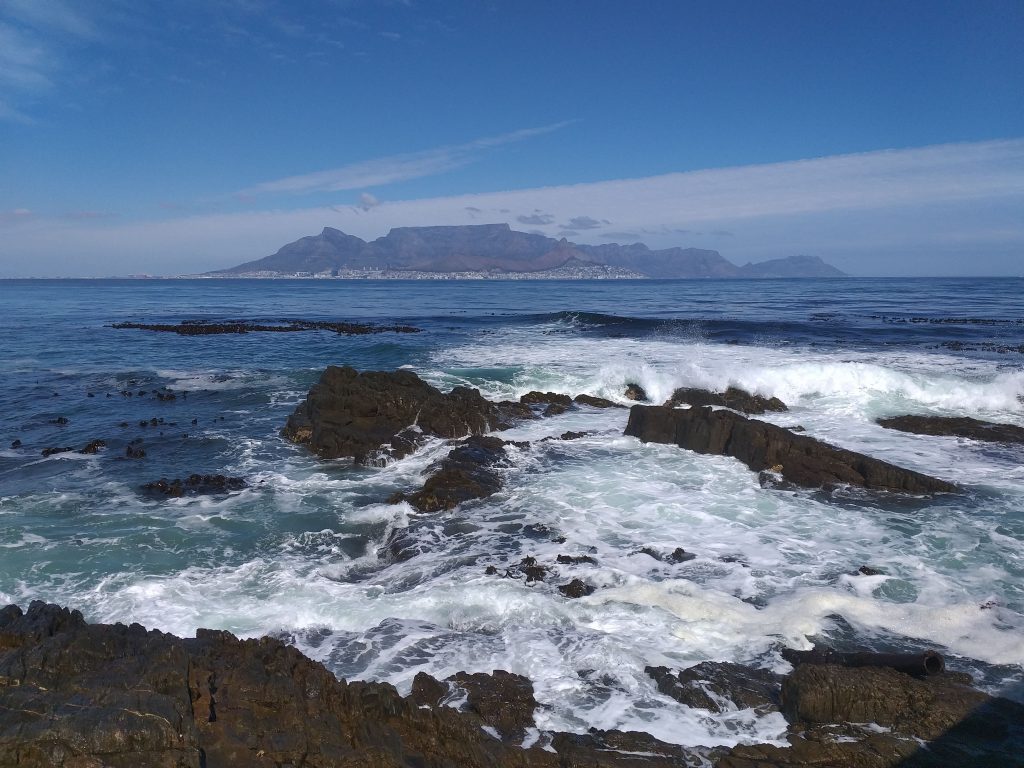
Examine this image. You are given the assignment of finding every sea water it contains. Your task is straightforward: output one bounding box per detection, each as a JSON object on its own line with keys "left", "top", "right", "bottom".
{"left": 0, "top": 277, "right": 1021, "bottom": 748}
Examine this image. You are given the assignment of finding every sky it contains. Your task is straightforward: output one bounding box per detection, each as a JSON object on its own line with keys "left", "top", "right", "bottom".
{"left": 0, "top": 0, "right": 1022, "bottom": 277}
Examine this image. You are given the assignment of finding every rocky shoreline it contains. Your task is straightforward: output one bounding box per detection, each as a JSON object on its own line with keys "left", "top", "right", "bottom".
{"left": 6, "top": 368, "right": 1024, "bottom": 766}
{"left": 1, "top": 602, "right": 1022, "bottom": 767}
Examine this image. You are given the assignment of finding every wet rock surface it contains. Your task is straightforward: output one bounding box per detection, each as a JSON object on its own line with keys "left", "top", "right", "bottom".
{"left": 141, "top": 473, "right": 246, "bottom": 497}
{"left": 625, "top": 405, "right": 957, "bottom": 493}
{"left": 573, "top": 393, "right": 624, "bottom": 408}
{"left": 400, "top": 435, "right": 518, "bottom": 512}
{"left": 112, "top": 318, "right": 420, "bottom": 335}
{"left": 647, "top": 662, "right": 781, "bottom": 713}
{"left": 877, "top": 414, "right": 1024, "bottom": 443}
{"left": 282, "top": 366, "right": 531, "bottom": 463}
{"left": 666, "top": 386, "right": 788, "bottom": 414}
{"left": 624, "top": 383, "right": 649, "bottom": 401}
{"left": 411, "top": 670, "right": 539, "bottom": 741}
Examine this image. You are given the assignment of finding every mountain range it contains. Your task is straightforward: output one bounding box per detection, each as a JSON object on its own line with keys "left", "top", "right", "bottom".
{"left": 210, "top": 224, "right": 846, "bottom": 279}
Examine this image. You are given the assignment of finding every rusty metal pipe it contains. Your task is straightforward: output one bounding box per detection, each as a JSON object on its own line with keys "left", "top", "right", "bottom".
{"left": 782, "top": 647, "right": 945, "bottom": 677}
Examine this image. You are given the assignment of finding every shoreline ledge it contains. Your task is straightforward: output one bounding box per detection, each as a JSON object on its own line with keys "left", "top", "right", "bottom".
{"left": 625, "top": 405, "right": 957, "bottom": 493}
{"left": 2, "top": 602, "right": 1023, "bottom": 767}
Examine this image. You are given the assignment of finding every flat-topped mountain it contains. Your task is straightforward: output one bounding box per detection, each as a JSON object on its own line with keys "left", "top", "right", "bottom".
{"left": 210, "top": 223, "right": 846, "bottom": 279}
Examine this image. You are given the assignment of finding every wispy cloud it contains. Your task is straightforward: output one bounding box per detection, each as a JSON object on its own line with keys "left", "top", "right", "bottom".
{"left": 4, "top": 139, "right": 1023, "bottom": 277}
{"left": 239, "top": 121, "right": 574, "bottom": 196}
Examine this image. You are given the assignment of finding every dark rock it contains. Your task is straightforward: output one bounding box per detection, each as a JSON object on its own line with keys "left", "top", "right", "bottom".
{"left": 413, "top": 670, "right": 538, "bottom": 741}
{"left": 539, "top": 430, "right": 591, "bottom": 442}
{"left": 403, "top": 435, "right": 513, "bottom": 512}
{"left": 637, "top": 546, "right": 696, "bottom": 563}
{"left": 142, "top": 474, "right": 246, "bottom": 498}
{"left": 111, "top": 319, "right": 421, "bottom": 335}
{"left": 625, "top": 405, "right": 957, "bottom": 493}
{"left": 556, "top": 554, "right": 597, "bottom": 565}
{"left": 558, "top": 579, "right": 595, "bottom": 598}
{"left": 0, "top": 602, "right": 561, "bottom": 768}
{"left": 499, "top": 556, "right": 550, "bottom": 583}
{"left": 49, "top": 416, "right": 69, "bottom": 425}
{"left": 646, "top": 662, "right": 781, "bottom": 712}
{"left": 573, "top": 394, "right": 624, "bottom": 408}
{"left": 520, "top": 391, "right": 573, "bottom": 407}
{"left": 79, "top": 439, "right": 106, "bottom": 454}
{"left": 550, "top": 730, "right": 701, "bottom": 767}
{"left": 624, "top": 383, "right": 648, "bottom": 401}
{"left": 666, "top": 386, "right": 788, "bottom": 414}
{"left": 125, "top": 444, "right": 146, "bottom": 459}
{"left": 40, "top": 446, "right": 72, "bottom": 457}
{"left": 282, "top": 366, "right": 531, "bottom": 463}
{"left": 10, "top": 440, "right": 20, "bottom": 449}
{"left": 858, "top": 565, "right": 884, "bottom": 576}
{"left": 155, "top": 391, "right": 177, "bottom": 401}
{"left": 542, "top": 402, "right": 568, "bottom": 417}
{"left": 781, "top": 663, "right": 1017, "bottom": 740}
{"left": 877, "top": 415, "right": 1024, "bottom": 444}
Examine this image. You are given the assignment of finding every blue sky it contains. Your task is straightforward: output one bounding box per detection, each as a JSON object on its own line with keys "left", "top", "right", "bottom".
{"left": 1, "top": 0, "right": 1022, "bottom": 277}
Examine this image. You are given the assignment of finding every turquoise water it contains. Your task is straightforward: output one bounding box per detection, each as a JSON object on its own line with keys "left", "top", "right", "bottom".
{"left": 1, "top": 277, "right": 1022, "bottom": 746}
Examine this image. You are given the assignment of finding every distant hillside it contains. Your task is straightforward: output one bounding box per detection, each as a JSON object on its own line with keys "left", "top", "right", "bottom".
{"left": 737, "top": 254, "right": 846, "bottom": 278}
{"left": 210, "top": 224, "right": 846, "bottom": 279}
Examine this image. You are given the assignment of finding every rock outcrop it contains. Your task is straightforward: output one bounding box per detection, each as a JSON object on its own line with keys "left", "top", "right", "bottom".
{"left": 282, "top": 367, "right": 531, "bottom": 463}
{"left": 399, "top": 435, "right": 521, "bottom": 512}
{"left": 2, "top": 603, "right": 1022, "bottom": 768}
{"left": 877, "top": 415, "right": 1024, "bottom": 444}
{"left": 624, "top": 405, "right": 956, "bottom": 493}
{"left": 666, "top": 386, "right": 788, "bottom": 414}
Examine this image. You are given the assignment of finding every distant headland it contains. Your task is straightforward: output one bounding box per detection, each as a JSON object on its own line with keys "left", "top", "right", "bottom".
{"left": 206, "top": 223, "right": 846, "bottom": 279}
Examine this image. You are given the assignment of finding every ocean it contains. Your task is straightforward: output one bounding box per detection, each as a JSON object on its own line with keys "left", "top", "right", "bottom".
{"left": 1, "top": 277, "right": 1022, "bottom": 748}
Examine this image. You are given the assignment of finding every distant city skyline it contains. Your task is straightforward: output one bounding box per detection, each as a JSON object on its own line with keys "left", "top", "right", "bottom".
{"left": 1, "top": 1, "right": 1022, "bottom": 277}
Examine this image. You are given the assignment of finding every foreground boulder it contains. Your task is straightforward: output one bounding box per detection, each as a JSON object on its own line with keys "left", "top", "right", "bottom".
{"left": 666, "top": 386, "right": 788, "bottom": 414}
{"left": 625, "top": 405, "right": 956, "bottom": 493}
{"left": 411, "top": 670, "right": 538, "bottom": 741}
{"left": 877, "top": 415, "right": 1024, "bottom": 444}
{"left": 0, "top": 602, "right": 560, "bottom": 768}
{"left": 282, "top": 366, "right": 531, "bottom": 463}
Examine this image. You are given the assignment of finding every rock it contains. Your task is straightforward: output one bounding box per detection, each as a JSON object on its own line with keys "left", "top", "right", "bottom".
{"left": 10, "top": 439, "right": 21, "bottom": 449}
{"left": 624, "top": 383, "right": 648, "bottom": 401}
{"left": 412, "top": 670, "right": 538, "bottom": 741}
{"left": 125, "top": 444, "right": 146, "bottom": 459}
{"left": 402, "top": 435, "right": 514, "bottom": 512}
{"left": 646, "top": 662, "right": 781, "bottom": 712}
{"left": 781, "top": 646, "right": 946, "bottom": 677}
{"left": 573, "top": 394, "right": 624, "bottom": 408}
{"left": 780, "top": 663, "right": 1020, "bottom": 741}
{"left": 500, "top": 556, "right": 550, "bottom": 583}
{"left": 40, "top": 446, "right": 72, "bottom": 457}
{"left": 79, "top": 439, "right": 106, "bottom": 454}
{"left": 142, "top": 474, "right": 246, "bottom": 497}
{"left": 624, "top": 405, "right": 957, "bottom": 493}
{"left": 542, "top": 402, "right": 569, "bottom": 417}
{"left": 556, "top": 554, "right": 597, "bottom": 565}
{"left": 558, "top": 579, "right": 595, "bottom": 598}
{"left": 666, "top": 386, "right": 788, "bottom": 414}
{"left": 111, "top": 319, "right": 421, "bottom": 335}
{"left": 520, "top": 391, "right": 573, "bottom": 406}
{"left": 877, "top": 415, "right": 1024, "bottom": 444}
{"left": 49, "top": 416, "right": 69, "bottom": 425}
{"left": 550, "top": 730, "right": 701, "bottom": 767}
{"left": 0, "top": 601, "right": 559, "bottom": 768}
{"left": 539, "top": 430, "right": 590, "bottom": 442}
{"left": 282, "top": 366, "right": 532, "bottom": 463}
{"left": 637, "top": 546, "right": 696, "bottom": 563}
{"left": 858, "top": 565, "right": 884, "bottom": 576}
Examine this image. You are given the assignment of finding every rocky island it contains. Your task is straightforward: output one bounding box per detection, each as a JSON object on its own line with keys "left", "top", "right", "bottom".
{"left": 207, "top": 224, "right": 847, "bottom": 280}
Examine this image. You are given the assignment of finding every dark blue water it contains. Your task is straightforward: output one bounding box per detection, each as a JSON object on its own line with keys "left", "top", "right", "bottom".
{"left": 1, "top": 277, "right": 1022, "bottom": 745}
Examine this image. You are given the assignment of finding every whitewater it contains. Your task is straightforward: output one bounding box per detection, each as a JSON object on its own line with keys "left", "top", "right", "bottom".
{"left": 0, "top": 277, "right": 1021, "bottom": 749}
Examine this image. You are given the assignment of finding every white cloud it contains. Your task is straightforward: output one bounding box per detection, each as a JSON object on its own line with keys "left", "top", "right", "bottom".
{"left": 239, "top": 121, "right": 574, "bottom": 196}
{"left": 3, "top": 138, "right": 1023, "bottom": 277}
